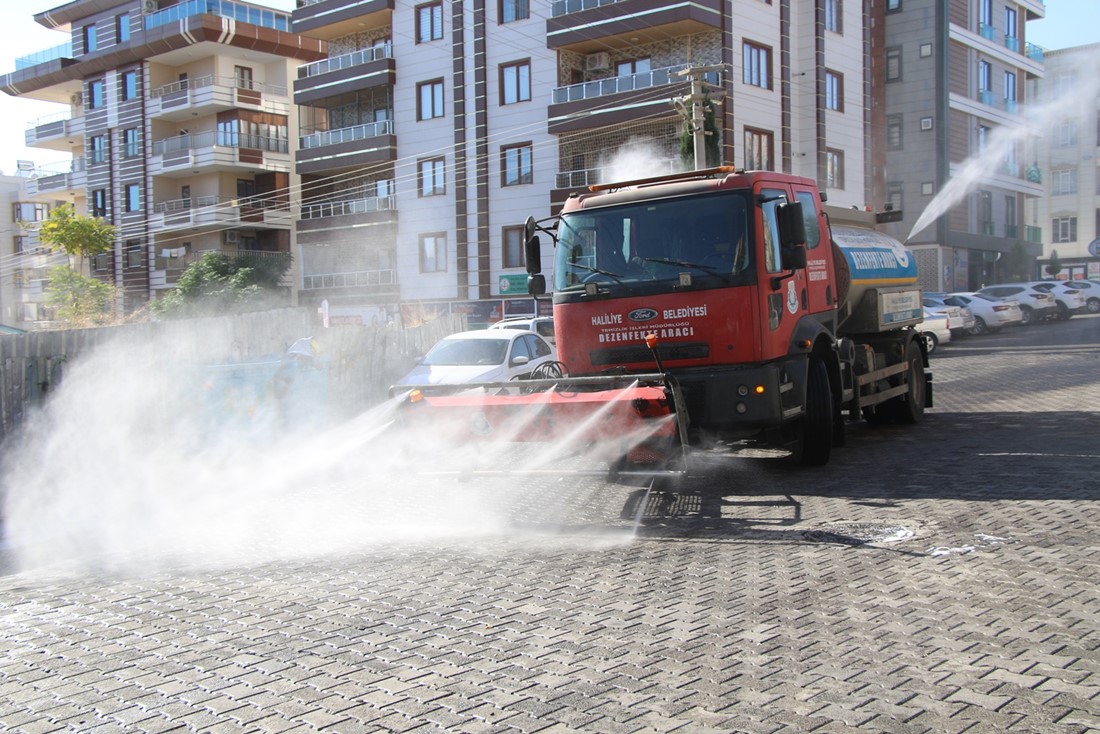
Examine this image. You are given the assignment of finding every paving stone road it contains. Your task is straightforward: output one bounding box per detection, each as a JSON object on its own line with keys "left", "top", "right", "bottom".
{"left": 1, "top": 315, "right": 1099, "bottom": 733}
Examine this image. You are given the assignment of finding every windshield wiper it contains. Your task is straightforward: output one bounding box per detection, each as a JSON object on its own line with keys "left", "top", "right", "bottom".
{"left": 637, "top": 257, "right": 733, "bottom": 281}
{"left": 569, "top": 262, "right": 625, "bottom": 283}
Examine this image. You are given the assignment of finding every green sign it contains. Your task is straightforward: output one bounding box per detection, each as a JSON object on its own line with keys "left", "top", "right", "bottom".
{"left": 498, "top": 274, "right": 528, "bottom": 295}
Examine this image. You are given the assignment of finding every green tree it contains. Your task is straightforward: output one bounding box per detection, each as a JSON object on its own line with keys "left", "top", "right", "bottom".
{"left": 1044, "top": 249, "right": 1062, "bottom": 278}
{"left": 44, "top": 265, "right": 118, "bottom": 326}
{"left": 151, "top": 251, "right": 291, "bottom": 319}
{"left": 36, "top": 203, "right": 115, "bottom": 269}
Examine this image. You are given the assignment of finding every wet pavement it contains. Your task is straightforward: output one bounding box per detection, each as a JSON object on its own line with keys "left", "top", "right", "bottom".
{"left": 1, "top": 315, "right": 1099, "bottom": 733}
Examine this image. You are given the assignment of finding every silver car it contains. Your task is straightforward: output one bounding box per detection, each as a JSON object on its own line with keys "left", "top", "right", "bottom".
{"left": 1030, "top": 281, "right": 1086, "bottom": 319}
{"left": 945, "top": 292, "right": 1024, "bottom": 334}
{"left": 976, "top": 284, "right": 1058, "bottom": 325}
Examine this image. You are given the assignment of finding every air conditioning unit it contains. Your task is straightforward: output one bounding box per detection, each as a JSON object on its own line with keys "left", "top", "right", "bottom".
{"left": 70, "top": 92, "right": 84, "bottom": 107}
{"left": 224, "top": 230, "right": 239, "bottom": 244}
{"left": 141, "top": 0, "right": 158, "bottom": 14}
{"left": 585, "top": 52, "right": 611, "bottom": 72}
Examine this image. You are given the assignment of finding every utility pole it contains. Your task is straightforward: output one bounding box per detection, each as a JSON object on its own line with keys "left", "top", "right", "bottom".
{"left": 674, "top": 65, "right": 724, "bottom": 171}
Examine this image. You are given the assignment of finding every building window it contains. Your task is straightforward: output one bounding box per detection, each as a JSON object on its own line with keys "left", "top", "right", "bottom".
{"left": 744, "top": 127, "right": 773, "bottom": 171}
{"left": 1005, "top": 8, "right": 1017, "bottom": 42}
{"left": 1052, "top": 216, "right": 1077, "bottom": 243}
{"left": 825, "top": 0, "right": 842, "bottom": 33}
{"left": 419, "top": 157, "right": 446, "bottom": 196}
{"left": 500, "top": 60, "right": 531, "bottom": 105}
{"left": 1055, "top": 122, "right": 1077, "bottom": 147}
{"left": 125, "top": 184, "right": 141, "bottom": 213}
{"left": 979, "top": 60, "right": 992, "bottom": 93}
{"left": 90, "top": 135, "right": 107, "bottom": 164}
{"left": 500, "top": 0, "right": 529, "bottom": 23}
{"left": 616, "top": 58, "right": 651, "bottom": 76}
{"left": 418, "top": 79, "right": 445, "bottom": 120}
{"left": 116, "top": 14, "right": 130, "bottom": 44}
{"left": 743, "top": 42, "right": 772, "bottom": 90}
{"left": 14, "top": 236, "right": 26, "bottom": 254}
{"left": 825, "top": 70, "right": 843, "bottom": 111}
{"left": 127, "top": 241, "right": 143, "bottom": 269}
{"left": 1004, "top": 195, "right": 1017, "bottom": 238}
{"left": 420, "top": 232, "right": 447, "bottom": 272}
{"left": 886, "top": 115, "right": 903, "bottom": 149}
{"left": 503, "top": 226, "right": 524, "bottom": 269}
{"left": 502, "top": 143, "right": 533, "bottom": 186}
{"left": 122, "top": 70, "right": 138, "bottom": 101}
{"left": 977, "top": 124, "right": 990, "bottom": 152}
{"left": 234, "top": 66, "right": 254, "bottom": 90}
{"left": 886, "top": 0, "right": 901, "bottom": 11}
{"left": 887, "top": 182, "right": 903, "bottom": 213}
{"left": 417, "top": 3, "right": 443, "bottom": 43}
{"left": 1051, "top": 169, "right": 1077, "bottom": 196}
{"left": 83, "top": 24, "right": 97, "bottom": 53}
{"left": 87, "top": 79, "right": 104, "bottom": 108}
{"left": 1004, "top": 71, "right": 1017, "bottom": 105}
{"left": 12, "top": 203, "right": 49, "bottom": 222}
{"left": 886, "top": 48, "right": 901, "bottom": 82}
{"left": 94, "top": 253, "right": 110, "bottom": 272}
{"left": 92, "top": 189, "right": 108, "bottom": 218}
{"left": 826, "top": 149, "right": 844, "bottom": 189}
{"left": 123, "top": 128, "right": 139, "bottom": 158}
{"left": 979, "top": 0, "right": 993, "bottom": 27}
{"left": 979, "top": 190, "right": 993, "bottom": 234}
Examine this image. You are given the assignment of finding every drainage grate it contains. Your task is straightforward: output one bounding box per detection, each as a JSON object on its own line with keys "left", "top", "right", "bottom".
{"left": 803, "top": 522, "right": 915, "bottom": 546}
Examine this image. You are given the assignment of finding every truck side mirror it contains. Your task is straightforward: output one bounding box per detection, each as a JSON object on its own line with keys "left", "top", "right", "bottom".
{"left": 527, "top": 273, "right": 546, "bottom": 296}
{"left": 524, "top": 216, "right": 541, "bottom": 275}
{"left": 776, "top": 201, "right": 806, "bottom": 248}
{"left": 781, "top": 243, "right": 807, "bottom": 270}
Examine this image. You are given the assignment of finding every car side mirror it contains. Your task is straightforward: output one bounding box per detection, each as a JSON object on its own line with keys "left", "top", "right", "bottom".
{"left": 511, "top": 355, "right": 530, "bottom": 366}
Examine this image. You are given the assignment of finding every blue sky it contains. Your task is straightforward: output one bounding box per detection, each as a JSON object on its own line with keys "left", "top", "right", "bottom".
{"left": 0, "top": 0, "right": 1094, "bottom": 175}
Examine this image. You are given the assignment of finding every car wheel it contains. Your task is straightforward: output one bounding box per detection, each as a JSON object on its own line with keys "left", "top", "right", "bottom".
{"left": 1087, "top": 297, "right": 1100, "bottom": 314}
{"left": 968, "top": 316, "right": 987, "bottom": 336}
{"left": 922, "top": 331, "right": 938, "bottom": 352}
{"left": 1020, "top": 306, "right": 1034, "bottom": 325}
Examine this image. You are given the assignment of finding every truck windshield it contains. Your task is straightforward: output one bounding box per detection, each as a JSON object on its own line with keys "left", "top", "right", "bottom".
{"left": 553, "top": 191, "right": 753, "bottom": 291}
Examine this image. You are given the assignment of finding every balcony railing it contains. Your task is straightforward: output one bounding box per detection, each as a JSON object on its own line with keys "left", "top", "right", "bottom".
{"left": 301, "top": 268, "right": 397, "bottom": 291}
{"left": 300, "top": 194, "right": 396, "bottom": 219}
{"left": 978, "top": 89, "right": 994, "bottom": 106}
{"left": 15, "top": 41, "right": 73, "bottom": 70}
{"left": 145, "top": 0, "right": 290, "bottom": 31}
{"left": 552, "top": 65, "right": 721, "bottom": 105}
{"left": 979, "top": 23, "right": 996, "bottom": 41}
{"left": 34, "top": 158, "right": 85, "bottom": 177}
{"left": 981, "top": 221, "right": 995, "bottom": 236}
{"left": 551, "top": 0, "right": 622, "bottom": 17}
{"left": 1005, "top": 98, "right": 1018, "bottom": 114}
{"left": 1025, "top": 42, "right": 1044, "bottom": 63}
{"left": 555, "top": 158, "right": 680, "bottom": 189}
{"left": 1004, "top": 35, "right": 1020, "bottom": 53}
{"left": 1025, "top": 226, "right": 1042, "bottom": 244}
{"left": 300, "top": 119, "right": 392, "bottom": 149}
{"left": 297, "top": 43, "right": 393, "bottom": 78}
{"left": 1005, "top": 224, "right": 1019, "bottom": 239}
{"left": 150, "top": 74, "right": 287, "bottom": 98}
{"left": 152, "top": 131, "right": 289, "bottom": 155}
{"left": 154, "top": 195, "right": 290, "bottom": 214}
{"left": 1025, "top": 165, "right": 1042, "bottom": 183}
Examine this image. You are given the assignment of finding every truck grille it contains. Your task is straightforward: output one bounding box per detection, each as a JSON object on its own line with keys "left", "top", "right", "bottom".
{"left": 590, "top": 342, "right": 710, "bottom": 366}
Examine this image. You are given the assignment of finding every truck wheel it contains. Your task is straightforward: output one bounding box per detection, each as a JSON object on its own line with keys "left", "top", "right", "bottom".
{"left": 792, "top": 359, "right": 833, "bottom": 466}
{"left": 889, "top": 338, "right": 926, "bottom": 424}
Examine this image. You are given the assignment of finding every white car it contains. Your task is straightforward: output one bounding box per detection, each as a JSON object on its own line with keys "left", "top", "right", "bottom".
{"left": 975, "top": 284, "right": 1058, "bottom": 325}
{"left": 923, "top": 295, "right": 975, "bottom": 335}
{"left": 1062, "top": 280, "right": 1100, "bottom": 314}
{"left": 487, "top": 316, "right": 556, "bottom": 345}
{"left": 920, "top": 308, "right": 952, "bottom": 353}
{"left": 944, "top": 292, "right": 1024, "bottom": 334}
{"left": 1030, "top": 281, "right": 1086, "bottom": 319}
{"left": 394, "top": 329, "right": 559, "bottom": 387}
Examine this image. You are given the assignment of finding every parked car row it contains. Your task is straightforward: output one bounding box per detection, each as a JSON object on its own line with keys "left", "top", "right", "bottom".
{"left": 918, "top": 279, "right": 1098, "bottom": 353}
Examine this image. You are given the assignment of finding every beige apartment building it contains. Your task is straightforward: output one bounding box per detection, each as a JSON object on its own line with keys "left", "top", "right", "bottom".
{"left": 0, "top": 0, "right": 325, "bottom": 327}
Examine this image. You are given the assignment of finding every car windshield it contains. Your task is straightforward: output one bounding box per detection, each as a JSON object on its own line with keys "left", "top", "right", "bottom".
{"left": 554, "top": 190, "right": 753, "bottom": 291}
{"left": 422, "top": 338, "right": 508, "bottom": 366}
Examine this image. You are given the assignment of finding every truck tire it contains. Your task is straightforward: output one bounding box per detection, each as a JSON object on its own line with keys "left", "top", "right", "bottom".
{"left": 888, "top": 338, "right": 926, "bottom": 424}
{"left": 793, "top": 359, "right": 833, "bottom": 466}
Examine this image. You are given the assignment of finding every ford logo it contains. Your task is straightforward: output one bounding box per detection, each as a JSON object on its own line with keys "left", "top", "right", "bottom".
{"left": 628, "top": 308, "right": 658, "bottom": 322}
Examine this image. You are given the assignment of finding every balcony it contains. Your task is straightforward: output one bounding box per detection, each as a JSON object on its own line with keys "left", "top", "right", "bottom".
{"left": 294, "top": 43, "right": 395, "bottom": 104}
{"left": 297, "top": 191, "right": 397, "bottom": 238}
{"left": 150, "top": 131, "right": 291, "bottom": 177}
{"left": 300, "top": 193, "right": 395, "bottom": 219}
{"left": 548, "top": 65, "right": 720, "bottom": 133}
{"left": 554, "top": 158, "right": 680, "bottom": 190}
{"left": 27, "top": 158, "right": 86, "bottom": 197}
{"left": 14, "top": 41, "right": 73, "bottom": 71}
{"left": 1025, "top": 226, "right": 1042, "bottom": 244}
{"left": 1004, "top": 98, "right": 1018, "bottom": 115}
{"left": 145, "top": 0, "right": 291, "bottom": 32}
{"left": 147, "top": 76, "right": 289, "bottom": 122}
{"left": 292, "top": 0, "right": 393, "bottom": 39}
{"left": 301, "top": 268, "right": 397, "bottom": 293}
{"left": 150, "top": 195, "right": 293, "bottom": 232}
{"left": 978, "top": 89, "right": 994, "bottom": 106}
{"left": 1004, "top": 35, "right": 1020, "bottom": 53}
{"left": 1025, "top": 42, "right": 1044, "bottom": 63}
{"left": 152, "top": 248, "right": 291, "bottom": 288}
{"left": 25, "top": 111, "right": 85, "bottom": 152}
{"left": 296, "top": 119, "right": 396, "bottom": 175}
{"left": 547, "top": 0, "right": 723, "bottom": 52}
{"left": 979, "top": 23, "right": 996, "bottom": 41}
